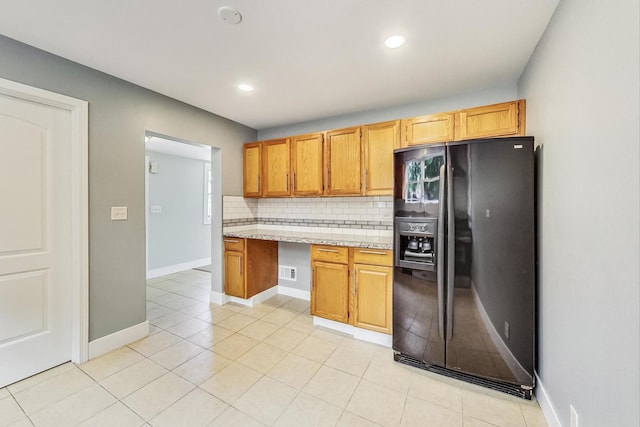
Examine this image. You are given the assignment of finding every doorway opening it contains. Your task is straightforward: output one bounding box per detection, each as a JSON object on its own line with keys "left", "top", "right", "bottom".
{"left": 144, "top": 132, "right": 222, "bottom": 325}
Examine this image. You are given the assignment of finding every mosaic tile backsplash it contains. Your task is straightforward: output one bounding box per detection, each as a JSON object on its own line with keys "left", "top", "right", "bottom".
{"left": 223, "top": 196, "right": 393, "bottom": 236}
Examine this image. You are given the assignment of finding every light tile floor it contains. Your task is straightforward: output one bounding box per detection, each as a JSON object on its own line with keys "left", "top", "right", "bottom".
{"left": 0, "top": 269, "right": 548, "bottom": 427}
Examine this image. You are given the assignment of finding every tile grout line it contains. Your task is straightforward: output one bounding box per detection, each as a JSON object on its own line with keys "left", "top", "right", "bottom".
{"left": 4, "top": 388, "right": 31, "bottom": 427}
{"left": 7, "top": 269, "right": 546, "bottom": 426}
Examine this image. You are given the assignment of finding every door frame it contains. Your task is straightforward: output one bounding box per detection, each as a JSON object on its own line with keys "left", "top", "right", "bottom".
{"left": 0, "top": 77, "right": 89, "bottom": 364}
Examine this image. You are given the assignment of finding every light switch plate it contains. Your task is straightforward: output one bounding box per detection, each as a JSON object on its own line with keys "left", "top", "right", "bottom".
{"left": 150, "top": 205, "right": 162, "bottom": 214}
{"left": 111, "top": 206, "right": 128, "bottom": 221}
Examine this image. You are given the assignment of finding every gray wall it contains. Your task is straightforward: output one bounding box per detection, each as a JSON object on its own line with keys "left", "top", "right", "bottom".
{"left": 277, "top": 242, "right": 311, "bottom": 292}
{"left": 147, "top": 152, "right": 211, "bottom": 270}
{"left": 518, "top": 0, "right": 640, "bottom": 426}
{"left": 258, "top": 84, "right": 518, "bottom": 139}
{"left": 0, "top": 35, "right": 257, "bottom": 340}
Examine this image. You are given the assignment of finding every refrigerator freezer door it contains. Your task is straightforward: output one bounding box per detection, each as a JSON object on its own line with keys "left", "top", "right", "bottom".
{"left": 392, "top": 268, "right": 445, "bottom": 366}
{"left": 392, "top": 144, "right": 447, "bottom": 367}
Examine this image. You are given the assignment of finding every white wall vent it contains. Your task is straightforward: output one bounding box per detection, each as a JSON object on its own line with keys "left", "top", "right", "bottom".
{"left": 279, "top": 265, "right": 297, "bottom": 281}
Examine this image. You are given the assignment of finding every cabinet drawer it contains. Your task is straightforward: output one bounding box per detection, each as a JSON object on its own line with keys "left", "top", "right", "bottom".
{"left": 352, "top": 248, "right": 393, "bottom": 266}
{"left": 311, "top": 245, "right": 348, "bottom": 264}
{"left": 223, "top": 237, "right": 245, "bottom": 252}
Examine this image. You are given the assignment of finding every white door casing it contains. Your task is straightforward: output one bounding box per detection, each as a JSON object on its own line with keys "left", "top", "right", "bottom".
{"left": 0, "top": 78, "right": 88, "bottom": 387}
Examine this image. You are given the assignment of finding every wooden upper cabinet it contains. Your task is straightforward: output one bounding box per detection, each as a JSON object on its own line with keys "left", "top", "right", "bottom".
{"left": 362, "top": 120, "right": 400, "bottom": 196}
{"left": 243, "top": 100, "right": 526, "bottom": 199}
{"left": 455, "top": 100, "right": 526, "bottom": 140}
{"left": 325, "top": 127, "right": 362, "bottom": 196}
{"left": 243, "top": 142, "right": 262, "bottom": 197}
{"left": 291, "top": 132, "right": 324, "bottom": 196}
{"left": 401, "top": 113, "right": 454, "bottom": 147}
{"left": 262, "top": 138, "right": 291, "bottom": 197}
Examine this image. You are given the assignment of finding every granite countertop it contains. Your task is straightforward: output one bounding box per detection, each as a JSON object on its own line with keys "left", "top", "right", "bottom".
{"left": 223, "top": 227, "right": 393, "bottom": 249}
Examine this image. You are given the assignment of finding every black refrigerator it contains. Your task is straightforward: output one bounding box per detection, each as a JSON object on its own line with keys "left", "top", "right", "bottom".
{"left": 392, "top": 136, "right": 535, "bottom": 399}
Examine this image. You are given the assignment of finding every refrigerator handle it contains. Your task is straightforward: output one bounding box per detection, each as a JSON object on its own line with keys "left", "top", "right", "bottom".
{"left": 446, "top": 149, "right": 455, "bottom": 341}
{"left": 437, "top": 164, "right": 446, "bottom": 340}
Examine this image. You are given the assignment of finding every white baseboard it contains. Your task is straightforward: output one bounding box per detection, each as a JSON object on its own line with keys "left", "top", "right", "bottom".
{"left": 535, "top": 373, "right": 561, "bottom": 427}
{"left": 147, "top": 258, "right": 211, "bottom": 279}
{"left": 88, "top": 321, "right": 149, "bottom": 359}
{"left": 313, "top": 317, "right": 392, "bottom": 347}
{"left": 277, "top": 285, "right": 310, "bottom": 301}
{"left": 210, "top": 291, "right": 227, "bottom": 306}
{"left": 210, "top": 286, "right": 279, "bottom": 307}
{"left": 249, "top": 287, "right": 279, "bottom": 305}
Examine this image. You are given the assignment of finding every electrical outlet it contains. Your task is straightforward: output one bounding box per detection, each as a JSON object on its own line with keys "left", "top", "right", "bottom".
{"left": 504, "top": 321, "right": 510, "bottom": 340}
{"left": 570, "top": 405, "right": 579, "bottom": 427}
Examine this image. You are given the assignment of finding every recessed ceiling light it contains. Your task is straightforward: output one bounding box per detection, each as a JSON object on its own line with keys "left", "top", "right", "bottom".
{"left": 385, "top": 35, "right": 405, "bottom": 49}
{"left": 238, "top": 84, "right": 254, "bottom": 92}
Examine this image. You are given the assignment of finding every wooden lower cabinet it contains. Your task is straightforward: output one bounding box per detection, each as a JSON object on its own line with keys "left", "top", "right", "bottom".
{"left": 224, "top": 238, "right": 277, "bottom": 299}
{"left": 224, "top": 250, "right": 245, "bottom": 298}
{"left": 352, "top": 263, "right": 392, "bottom": 334}
{"left": 311, "top": 261, "right": 349, "bottom": 322}
{"left": 310, "top": 245, "right": 392, "bottom": 334}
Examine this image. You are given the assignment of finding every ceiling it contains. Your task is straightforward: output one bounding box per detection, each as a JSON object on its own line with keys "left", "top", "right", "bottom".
{"left": 146, "top": 136, "right": 211, "bottom": 162}
{"left": 0, "top": 0, "right": 558, "bottom": 130}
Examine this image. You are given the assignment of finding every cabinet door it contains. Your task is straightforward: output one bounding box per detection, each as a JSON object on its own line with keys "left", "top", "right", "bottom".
{"left": 311, "top": 261, "right": 349, "bottom": 323}
{"left": 352, "top": 264, "right": 392, "bottom": 334}
{"left": 262, "top": 138, "right": 290, "bottom": 197}
{"left": 455, "top": 100, "right": 525, "bottom": 140}
{"left": 291, "top": 133, "right": 324, "bottom": 196}
{"left": 224, "top": 250, "right": 245, "bottom": 298}
{"left": 402, "top": 113, "right": 454, "bottom": 147}
{"left": 243, "top": 142, "right": 262, "bottom": 197}
{"left": 362, "top": 120, "right": 399, "bottom": 196}
{"left": 325, "top": 127, "right": 361, "bottom": 195}
{"left": 245, "top": 239, "right": 278, "bottom": 299}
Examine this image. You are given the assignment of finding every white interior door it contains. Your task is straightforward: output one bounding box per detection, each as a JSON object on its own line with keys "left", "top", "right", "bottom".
{"left": 0, "top": 91, "right": 74, "bottom": 387}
